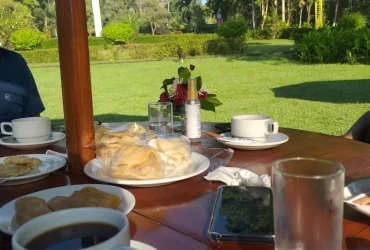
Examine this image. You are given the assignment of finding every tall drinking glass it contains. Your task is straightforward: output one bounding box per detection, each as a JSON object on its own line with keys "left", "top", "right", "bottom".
{"left": 148, "top": 102, "right": 173, "bottom": 134}
{"left": 272, "top": 157, "right": 345, "bottom": 250}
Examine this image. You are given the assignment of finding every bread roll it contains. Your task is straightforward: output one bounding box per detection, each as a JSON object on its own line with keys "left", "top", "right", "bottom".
{"left": 15, "top": 197, "right": 52, "bottom": 226}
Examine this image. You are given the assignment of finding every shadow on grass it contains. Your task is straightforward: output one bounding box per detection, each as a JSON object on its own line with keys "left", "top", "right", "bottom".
{"left": 247, "top": 44, "right": 295, "bottom": 54}
{"left": 272, "top": 79, "right": 370, "bottom": 103}
{"left": 225, "top": 54, "right": 297, "bottom": 64}
{"left": 51, "top": 113, "right": 147, "bottom": 125}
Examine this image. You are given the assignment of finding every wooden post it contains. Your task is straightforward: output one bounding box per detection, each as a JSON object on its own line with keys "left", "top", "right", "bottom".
{"left": 55, "top": 0, "right": 95, "bottom": 174}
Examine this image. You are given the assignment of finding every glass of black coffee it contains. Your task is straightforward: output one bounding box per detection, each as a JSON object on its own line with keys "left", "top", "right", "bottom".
{"left": 25, "top": 222, "right": 119, "bottom": 250}
{"left": 12, "top": 208, "right": 130, "bottom": 250}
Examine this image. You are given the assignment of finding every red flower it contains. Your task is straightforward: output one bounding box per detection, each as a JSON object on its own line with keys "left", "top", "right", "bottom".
{"left": 159, "top": 92, "right": 169, "bottom": 102}
{"left": 173, "top": 84, "right": 187, "bottom": 106}
{"left": 176, "top": 83, "right": 187, "bottom": 94}
{"left": 198, "top": 91, "right": 208, "bottom": 100}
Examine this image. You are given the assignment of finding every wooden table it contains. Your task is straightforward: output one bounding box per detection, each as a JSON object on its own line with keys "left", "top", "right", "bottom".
{"left": 1, "top": 123, "right": 370, "bottom": 250}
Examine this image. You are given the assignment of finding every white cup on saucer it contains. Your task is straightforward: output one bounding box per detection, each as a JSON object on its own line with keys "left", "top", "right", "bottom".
{"left": 12, "top": 207, "right": 131, "bottom": 250}
{"left": 0, "top": 117, "right": 51, "bottom": 143}
{"left": 231, "top": 114, "right": 279, "bottom": 142}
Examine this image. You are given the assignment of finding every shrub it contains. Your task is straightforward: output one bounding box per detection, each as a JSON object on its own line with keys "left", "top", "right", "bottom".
{"left": 40, "top": 38, "right": 58, "bottom": 49}
{"left": 87, "top": 37, "right": 111, "bottom": 46}
{"left": 295, "top": 28, "right": 370, "bottom": 64}
{"left": 20, "top": 48, "right": 59, "bottom": 63}
{"left": 206, "top": 39, "right": 230, "bottom": 54}
{"left": 199, "top": 24, "right": 218, "bottom": 34}
{"left": 281, "top": 26, "right": 313, "bottom": 41}
{"left": 263, "top": 14, "right": 288, "bottom": 39}
{"left": 102, "top": 22, "right": 137, "bottom": 44}
{"left": 338, "top": 13, "right": 367, "bottom": 30}
{"left": 216, "top": 18, "right": 248, "bottom": 39}
{"left": 248, "top": 28, "right": 272, "bottom": 40}
{"left": 10, "top": 29, "right": 44, "bottom": 51}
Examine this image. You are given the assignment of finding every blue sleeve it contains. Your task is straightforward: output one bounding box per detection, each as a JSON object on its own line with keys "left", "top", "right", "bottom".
{"left": 20, "top": 58, "right": 45, "bottom": 117}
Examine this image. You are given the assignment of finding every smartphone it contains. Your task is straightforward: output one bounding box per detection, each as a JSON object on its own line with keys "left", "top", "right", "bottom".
{"left": 208, "top": 186, "right": 274, "bottom": 243}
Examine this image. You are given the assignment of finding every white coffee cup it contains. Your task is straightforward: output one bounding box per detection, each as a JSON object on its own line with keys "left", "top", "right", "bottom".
{"left": 12, "top": 207, "right": 131, "bottom": 250}
{"left": 231, "top": 114, "right": 279, "bottom": 142}
{"left": 0, "top": 117, "right": 51, "bottom": 143}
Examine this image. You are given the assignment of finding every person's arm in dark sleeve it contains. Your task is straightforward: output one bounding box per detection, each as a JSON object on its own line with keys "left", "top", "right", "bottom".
{"left": 21, "top": 57, "right": 45, "bottom": 117}
{"left": 344, "top": 111, "right": 370, "bottom": 142}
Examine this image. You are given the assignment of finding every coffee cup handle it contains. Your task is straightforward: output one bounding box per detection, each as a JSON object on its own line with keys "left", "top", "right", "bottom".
{"left": 0, "top": 122, "right": 12, "bottom": 135}
{"left": 265, "top": 121, "right": 279, "bottom": 135}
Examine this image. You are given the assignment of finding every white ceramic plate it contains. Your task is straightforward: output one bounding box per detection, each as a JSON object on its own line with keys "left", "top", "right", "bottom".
{"left": 216, "top": 132, "right": 289, "bottom": 150}
{"left": 0, "top": 132, "right": 66, "bottom": 150}
{"left": 0, "top": 184, "right": 135, "bottom": 235}
{"left": 84, "top": 152, "right": 210, "bottom": 187}
{"left": 344, "top": 179, "right": 370, "bottom": 217}
{"left": 131, "top": 240, "right": 157, "bottom": 250}
{"left": 0, "top": 154, "right": 66, "bottom": 186}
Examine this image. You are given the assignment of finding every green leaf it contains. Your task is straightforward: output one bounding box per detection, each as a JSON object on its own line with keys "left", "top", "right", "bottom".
{"left": 200, "top": 99, "right": 216, "bottom": 112}
{"left": 162, "top": 78, "right": 175, "bottom": 86}
{"left": 161, "top": 78, "right": 174, "bottom": 93}
{"left": 196, "top": 76, "right": 202, "bottom": 90}
{"left": 178, "top": 67, "right": 190, "bottom": 82}
{"left": 208, "top": 94, "right": 217, "bottom": 97}
{"left": 207, "top": 97, "right": 223, "bottom": 107}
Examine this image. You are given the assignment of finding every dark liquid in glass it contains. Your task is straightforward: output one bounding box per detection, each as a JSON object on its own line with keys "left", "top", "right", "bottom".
{"left": 25, "top": 222, "right": 119, "bottom": 250}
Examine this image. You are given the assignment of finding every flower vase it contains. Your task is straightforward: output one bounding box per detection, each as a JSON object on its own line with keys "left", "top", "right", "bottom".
{"left": 173, "top": 106, "right": 185, "bottom": 134}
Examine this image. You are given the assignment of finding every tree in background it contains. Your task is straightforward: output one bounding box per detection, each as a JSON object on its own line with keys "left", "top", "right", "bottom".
{"left": 168, "top": 0, "right": 186, "bottom": 32}
{"left": 298, "top": 0, "right": 306, "bottom": 27}
{"left": 100, "top": 0, "right": 135, "bottom": 25}
{"left": 189, "top": 3, "right": 206, "bottom": 32}
{"left": 16, "top": 0, "right": 56, "bottom": 36}
{"left": 85, "top": 0, "right": 141, "bottom": 36}
{"left": 0, "top": 0, "right": 35, "bottom": 47}
{"left": 175, "top": 0, "right": 192, "bottom": 24}
{"left": 85, "top": 0, "right": 95, "bottom": 36}
{"left": 139, "top": 0, "right": 169, "bottom": 35}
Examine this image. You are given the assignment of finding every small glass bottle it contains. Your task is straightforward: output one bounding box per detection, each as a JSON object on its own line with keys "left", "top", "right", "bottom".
{"left": 185, "top": 78, "right": 201, "bottom": 142}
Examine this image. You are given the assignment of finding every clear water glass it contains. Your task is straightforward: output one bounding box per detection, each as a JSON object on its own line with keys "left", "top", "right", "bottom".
{"left": 272, "top": 157, "right": 345, "bottom": 250}
{"left": 148, "top": 102, "right": 173, "bottom": 134}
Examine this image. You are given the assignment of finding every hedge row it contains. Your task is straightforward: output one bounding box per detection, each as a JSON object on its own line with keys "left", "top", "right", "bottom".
{"left": 133, "top": 33, "right": 217, "bottom": 44}
{"left": 40, "top": 37, "right": 110, "bottom": 49}
{"left": 20, "top": 36, "right": 247, "bottom": 63}
{"left": 38, "top": 34, "right": 217, "bottom": 50}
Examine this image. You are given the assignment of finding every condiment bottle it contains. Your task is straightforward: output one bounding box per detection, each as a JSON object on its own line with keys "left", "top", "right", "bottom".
{"left": 185, "top": 78, "right": 201, "bottom": 142}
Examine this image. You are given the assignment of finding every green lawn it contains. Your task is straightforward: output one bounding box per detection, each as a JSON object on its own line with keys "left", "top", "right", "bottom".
{"left": 31, "top": 54, "right": 370, "bottom": 136}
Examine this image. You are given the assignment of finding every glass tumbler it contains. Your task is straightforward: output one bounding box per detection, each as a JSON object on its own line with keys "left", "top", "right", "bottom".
{"left": 272, "top": 157, "right": 345, "bottom": 250}
{"left": 148, "top": 102, "right": 173, "bottom": 134}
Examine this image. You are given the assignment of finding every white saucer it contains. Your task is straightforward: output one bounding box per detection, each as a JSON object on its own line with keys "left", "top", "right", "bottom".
{"left": 216, "top": 132, "right": 289, "bottom": 150}
{"left": 0, "top": 184, "right": 135, "bottom": 235}
{"left": 344, "top": 179, "right": 370, "bottom": 218}
{"left": 0, "top": 132, "right": 66, "bottom": 150}
{"left": 131, "top": 240, "right": 157, "bottom": 250}
{"left": 0, "top": 154, "right": 66, "bottom": 186}
{"left": 84, "top": 152, "right": 210, "bottom": 187}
